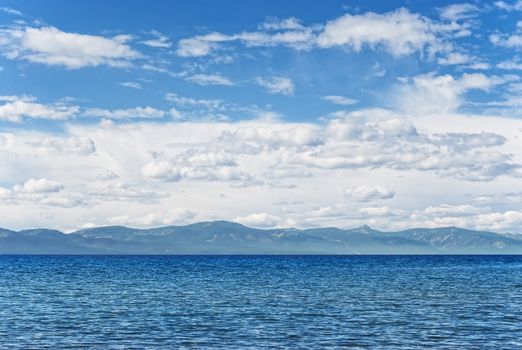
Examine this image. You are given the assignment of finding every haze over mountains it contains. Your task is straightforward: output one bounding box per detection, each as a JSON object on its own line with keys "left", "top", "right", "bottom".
{"left": 1, "top": 221, "right": 521, "bottom": 255}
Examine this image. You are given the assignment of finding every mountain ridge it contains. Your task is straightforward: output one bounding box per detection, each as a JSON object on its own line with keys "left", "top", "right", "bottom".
{"left": 1, "top": 221, "right": 521, "bottom": 255}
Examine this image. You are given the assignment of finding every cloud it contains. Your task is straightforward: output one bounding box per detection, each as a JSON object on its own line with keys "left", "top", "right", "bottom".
{"left": 1, "top": 111, "right": 522, "bottom": 231}
{"left": 358, "top": 206, "right": 394, "bottom": 216}
{"left": 118, "top": 81, "right": 142, "bottom": 89}
{"left": 141, "top": 149, "right": 252, "bottom": 183}
{"left": 438, "top": 3, "right": 480, "bottom": 21}
{"left": 437, "top": 52, "right": 473, "bottom": 65}
{"left": 494, "top": 1, "right": 522, "bottom": 11}
{"left": 97, "top": 170, "right": 119, "bottom": 181}
{"left": 255, "top": 76, "right": 295, "bottom": 95}
{"left": 83, "top": 106, "right": 165, "bottom": 120}
{"left": 0, "top": 132, "right": 96, "bottom": 155}
{"left": 396, "top": 73, "right": 506, "bottom": 114}
{"left": 345, "top": 185, "right": 395, "bottom": 202}
{"left": 165, "top": 93, "right": 224, "bottom": 108}
{"left": 186, "top": 73, "right": 235, "bottom": 86}
{"left": 0, "top": 96, "right": 79, "bottom": 122}
{"left": 27, "top": 136, "right": 96, "bottom": 155}
{"left": 322, "top": 95, "right": 357, "bottom": 105}
{"left": 0, "top": 7, "right": 22, "bottom": 16}
{"left": 234, "top": 212, "right": 280, "bottom": 228}
{"left": 109, "top": 208, "right": 196, "bottom": 227}
{"left": 140, "top": 30, "right": 171, "bottom": 48}
{"left": 19, "top": 178, "right": 64, "bottom": 193}
{"left": 87, "top": 182, "right": 168, "bottom": 203}
{"left": 423, "top": 204, "right": 486, "bottom": 217}
{"left": 497, "top": 60, "right": 522, "bottom": 70}
{"left": 176, "top": 24, "right": 314, "bottom": 57}
{"left": 316, "top": 8, "right": 439, "bottom": 56}
{"left": 490, "top": 32, "right": 522, "bottom": 50}
{"left": 176, "top": 36, "right": 217, "bottom": 57}
{"left": 175, "top": 8, "right": 467, "bottom": 59}
{"left": 0, "top": 26, "right": 139, "bottom": 69}
{"left": 259, "top": 17, "right": 305, "bottom": 31}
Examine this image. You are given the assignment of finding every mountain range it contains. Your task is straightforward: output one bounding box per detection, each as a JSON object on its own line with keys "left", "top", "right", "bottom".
{"left": 1, "top": 221, "right": 521, "bottom": 254}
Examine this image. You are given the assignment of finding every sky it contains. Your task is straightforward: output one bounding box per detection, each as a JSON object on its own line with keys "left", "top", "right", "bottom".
{"left": 1, "top": 0, "right": 522, "bottom": 233}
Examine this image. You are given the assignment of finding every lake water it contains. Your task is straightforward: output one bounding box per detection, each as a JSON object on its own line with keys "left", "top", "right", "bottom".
{"left": 0, "top": 255, "right": 521, "bottom": 349}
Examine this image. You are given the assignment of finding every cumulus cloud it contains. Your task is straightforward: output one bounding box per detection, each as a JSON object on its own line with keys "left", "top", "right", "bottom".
{"left": 83, "top": 106, "right": 165, "bottom": 120}
{"left": 175, "top": 8, "right": 466, "bottom": 59}
{"left": 97, "top": 170, "right": 119, "bottom": 181}
{"left": 110, "top": 208, "right": 196, "bottom": 226}
{"left": 118, "top": 81, "right": 142, "bottom": 89}
{"left": 176, "top": 23, "right": 314, "bottom": 57}
{"left": 87, "top": 182, "right": 168, "bottom": 203}
{"left": 345, "top": 185, "right": 395, "bottom": 202}
{"left": 0, "top": 96, "right": 79, "bottom": 122}
{"left": 397, "top": 73, "right": 506, "bottom": 114}
{"left": 186, "top": 73, "right": 235, "bottom": 86}
{"left": 0, "top": 26, "right": 139, "bottom": 69}
{"left": 0, "top": 7, "right": 22, "bottom": 16}
{"left": 0, "top": 132, "right": 95, "bottom": 155}
{"left": 497, "top": 60, "right": 522, "bottom": 70}
{"left": 19, "top": 178, "right": 64, "bottom": 193}
{"left": 140, "top": 30, "right": 171, "bottom": 48}
{"left": 438, "top": 3, "right": 480, "bottom": 22}
{"left": 321, "top": 95, "right": 357, "bottom": 105}
{"left": 490, "top": 32, "right": 522, "bottom": 50}
{"left": 316, "top": 8, "right": 438, "bottom": 56}
{"left": 1, "top": 111, "right": 522, "bottom": 231}
{"left": 494, "top": 1, "right": 522, "bottom": 11}
{"left": 255, "top": 76, "right": 295, "bottom": 95}
{"left": 141, "top": 149, "right": 251, "bottom": 183}
{"left": 437, "top": 52, "right": 473, "bottom": 65}
{"left": 234, "top": 212, "right": 280, "bottom": 228}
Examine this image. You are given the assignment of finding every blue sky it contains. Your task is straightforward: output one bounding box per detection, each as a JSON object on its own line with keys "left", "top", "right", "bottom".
{"left": 1, "top": 1, "right": 522, "bottom": 232}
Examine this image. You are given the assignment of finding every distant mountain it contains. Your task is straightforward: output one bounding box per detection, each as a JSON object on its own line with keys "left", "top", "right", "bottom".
{"left": 1, "top": 221, "right": 521, "bottom": 255}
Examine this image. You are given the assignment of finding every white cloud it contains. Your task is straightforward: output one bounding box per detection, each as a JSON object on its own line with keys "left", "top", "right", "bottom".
{"left": 165, "top": 93, "right": 224, "bottom": 109}
{"left": 176, "top": 36, "right": 217, "bottom": 57}
{"left": 358, "top": 206, "right": 393, "bottom": 216}
{"left": 141, "top": 148, "right": 252, "bottom": 183}
{"left": 490, "top": 34, "right": 522, "bottom": 49}
{"left": 397, "top": 73, "right": 506, "bottom": 115}
{"left": 87, "top": 182, "right": 168, "bottom": 203}
{"left": 186, "top": 73, "right": 235, "bottom": 86}
{"left": 1, "top": 112, "right": 522, "bottom": 231}
{"left": 345, "top": 185, "right": 395, "bottom": 202}
{"left": 83, "top": 106, "right": 165, "bottom": 119}
{"left": 423, "top": 204, "right": 486, "bottom": 217}
{"left": 0, "top": 7, "right": 22, "bottom": 16}
{"left": 0, "top": 96, "right": 79, "bottom": 122}
{"left": 0, "top": 26, "right": 139, "bottom": 69}
{"left": 0, "top": 132, "right": 96, "bottom": 156}
{"left": 110, "top": 208, "right": 195, "bottom": 226}
{"left": 19, "top": 178, "right": 64, "bottom": 193}
{"left": 234, "top": 212, "right": 280, "bottom": 228}
{"left": 140, "top": 30, "right": 171, "bottom": 48}
{"left": 255, "top": 76, "right": 294, "bottom": 95}
{"left": 439, "top": 3, "right": 480, "bottom": 21}
{"left": 97, "top": 170, "right": 119, "bottom": 181}
{"left": 119, "top": 81, "right": 142, "bottom": 89}
{"left": 321, "top": 95, "right": 357, "bottom": 105}
{"left": 497, "top": 60, "right": 522, "bottom": 70}
{"left": 437, "top": 52, "right": 473, "bottom": 65}
{"left": 494, "top": 1, "right": 522, "bottom": 11}
{"left": 176, "top": 9, "right": 466, "bottom": 59}
{"left": 316, "top": 8, "right": 438, "bottom": 56}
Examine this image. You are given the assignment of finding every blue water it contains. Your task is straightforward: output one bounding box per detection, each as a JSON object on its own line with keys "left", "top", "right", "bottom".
{"left": 0, "top": 256, "right": 521, "bottom": 349}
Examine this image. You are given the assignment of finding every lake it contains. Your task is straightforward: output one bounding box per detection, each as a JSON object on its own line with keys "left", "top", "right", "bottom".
{"left": 1, "top": 255, "right": 521, "bottom": 349}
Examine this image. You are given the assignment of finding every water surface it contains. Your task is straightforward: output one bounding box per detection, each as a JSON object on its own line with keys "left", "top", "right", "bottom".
{"left": 1, "top": 255, "right": 521, "bottom": 349}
